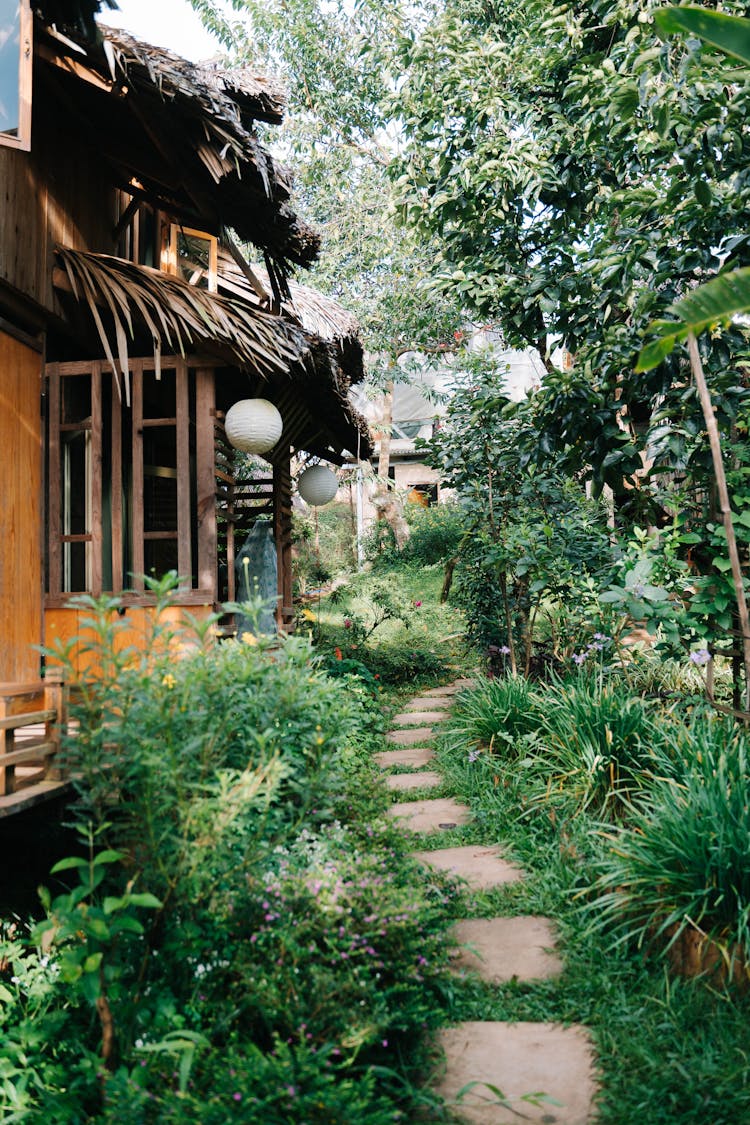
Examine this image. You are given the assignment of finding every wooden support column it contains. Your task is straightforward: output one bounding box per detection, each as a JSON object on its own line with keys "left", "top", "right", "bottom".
{"left": 196, "top": 369, "right": 217, "bottom": 600}
{"left": 273, "top": 450, "right": 294, "bottom": 631}
{"left": 43, "top": 669, "right": 66, "bottom": 781}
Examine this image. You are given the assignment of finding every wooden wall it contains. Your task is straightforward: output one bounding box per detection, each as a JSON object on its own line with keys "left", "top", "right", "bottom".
{"left": 45, "top": 604, "right": 217, "bottom": 680}
{"left": 0, "top": 66, "right": 116, "bottom": 318}
{"left": 0, "top": 332, "right": 43, "bottom": 682}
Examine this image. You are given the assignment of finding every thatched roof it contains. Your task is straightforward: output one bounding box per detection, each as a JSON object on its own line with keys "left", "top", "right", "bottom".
{"left": 35, "top": 20, "right": 319, "bottom": 270}
{"left": 216, "top": 251, "right": 365, "bottom": 383}
{"left": 54, "top": 247, "right": 371, "bottom": 461}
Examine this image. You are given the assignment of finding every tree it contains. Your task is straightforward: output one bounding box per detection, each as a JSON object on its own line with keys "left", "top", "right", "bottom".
{"left": 392, "top": 0, "right": 750, "bottom": 512}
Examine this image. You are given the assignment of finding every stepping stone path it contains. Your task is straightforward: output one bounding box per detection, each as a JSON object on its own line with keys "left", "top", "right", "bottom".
{"left": 378, "top": 679, "right": 597, "bottom": 1124}
{"left": 384, "top": 770, "right": 443, "bottom": 792}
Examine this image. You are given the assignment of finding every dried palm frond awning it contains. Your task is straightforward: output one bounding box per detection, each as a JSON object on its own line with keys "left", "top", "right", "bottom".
{"left": 217, "top": 251, "right": 365, "bottom": 383}
{"left": 35, "top": 20, "right": 319, "bottom": 270}
{"left": 54, "top": 247, "right": 371, "bottom": 460}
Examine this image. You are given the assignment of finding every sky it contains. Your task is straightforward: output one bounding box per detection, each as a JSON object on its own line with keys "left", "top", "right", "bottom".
{"left": 98, "top": 0, "right": 224, "bottom": 61}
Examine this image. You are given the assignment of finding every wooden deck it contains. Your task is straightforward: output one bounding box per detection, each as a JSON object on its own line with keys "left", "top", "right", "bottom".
{"left": 0, "top": 679, "right": 70, "bottom": 817}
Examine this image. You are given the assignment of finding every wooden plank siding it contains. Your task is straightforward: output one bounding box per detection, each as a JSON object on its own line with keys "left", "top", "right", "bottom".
{"left": 0, "top": 77, "right": 116, "bottom": 319}
{"left": 0, "top": 332, "right": 43, "bottom": 682}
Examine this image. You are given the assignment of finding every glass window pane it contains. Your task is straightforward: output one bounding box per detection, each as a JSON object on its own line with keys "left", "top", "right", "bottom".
{"left": 63, "top": 541, "right": 89, "bottom": 594}
{"left": 0, "top": 2, "right": 21, "bottom": 137}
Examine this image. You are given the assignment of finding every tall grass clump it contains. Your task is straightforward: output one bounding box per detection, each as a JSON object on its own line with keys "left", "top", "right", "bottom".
{"left": 524, "top": 675, "right": 673, "bottom": 821}
{"left": 582, "top": 714, "right": 750, "bottom": 985}
{"left": 444, "top": 674, "right": 544, "bottom": 758}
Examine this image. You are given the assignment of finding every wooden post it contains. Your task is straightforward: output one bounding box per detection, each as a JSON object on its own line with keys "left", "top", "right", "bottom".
{"left": 273, "top": 450, "right": 293, "bottom": 631}
{"left": 0, "top": 696, "right": 17, "bottom": 797}
{"left": 195, "top": 369, "right": 217, "bottom": 599}
{"left": 43, "top": 669, "right": 66, "bottom": 781}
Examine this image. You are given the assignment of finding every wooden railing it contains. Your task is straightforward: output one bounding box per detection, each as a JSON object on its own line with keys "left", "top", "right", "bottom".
{"left": 0, "top": 675, "right": 67, "bottom": 798}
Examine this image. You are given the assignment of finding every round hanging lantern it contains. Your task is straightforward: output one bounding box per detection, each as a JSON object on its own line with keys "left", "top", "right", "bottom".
{"left": 298, "top": 464, "right": 339, "bottom": 507}
{"left": 224, "top": 399, "right": 283, "bottom": 454}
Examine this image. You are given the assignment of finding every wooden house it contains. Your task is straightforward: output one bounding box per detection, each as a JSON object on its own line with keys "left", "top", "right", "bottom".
{"left": 0, "top": 0, "right": 370, "bottom": 811}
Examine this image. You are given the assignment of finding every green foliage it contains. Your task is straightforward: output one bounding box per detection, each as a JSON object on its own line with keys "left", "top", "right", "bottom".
{"left": 423, "top": 355, "right": 612, "bottom": 671}
{"left": 522, "top": 676, "right": 674, "bottom": 821}
{"left": 1, "top": 579, "right": 459, "bottom": 1121}
{"left": 400, "top": 503, "right": 465, "bottom": 567}
{"left": 583, "top": 714, "right": 750, "bottom": 974}
{"left": 655, "top": 7, "right": 750, "bottom": 72}
{"left": 392, "top": 0, "right": 750, "bottom": 515}
{"left": 442, "top": 674, "right": 544, "bottom": 758}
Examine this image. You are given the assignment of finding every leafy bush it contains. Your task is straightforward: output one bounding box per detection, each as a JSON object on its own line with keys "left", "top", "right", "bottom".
{"left": 583, "top": 715, "right": 750, "bottom": 983}
{"left": 1, "top": 583, "right": 457, "bottom": 1121}
{"left": 401, "top": 502, "right": 465, "bottom": 566}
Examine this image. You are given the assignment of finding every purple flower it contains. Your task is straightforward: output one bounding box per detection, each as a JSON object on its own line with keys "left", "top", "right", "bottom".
{"left": 414, "top": 600, "right": 422, "bottom": 607}
{"left": 233, "top": 1093, "right": 242, "bottom": 1102}
{"left": 573, "top": 652, "right": 587, "bottom": 665}
{"left": 690, "top": 648, "right": 711, "bottom": 666}
{"left": 467, "top": 749, "right": 481, "bottom": 763}
{"left": 499, "top": 645, "right": 511, "bottom": 655}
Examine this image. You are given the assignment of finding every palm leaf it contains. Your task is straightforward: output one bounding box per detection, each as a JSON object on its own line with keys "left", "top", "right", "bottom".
{"left": 637, "top": 269, "right": 750, "bottom": 372}
{"left": 654, "top": 7, "right": 750, "bottom": 66}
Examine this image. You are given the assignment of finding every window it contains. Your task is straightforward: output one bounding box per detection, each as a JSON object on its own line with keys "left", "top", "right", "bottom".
{"left": 46, "top": 359, "right": 217, "bottom": 602}
{"left": 163, "top": 224, "right": 218, "bottom": 292}
{"left": 0, "top": 0, "right": 32, "bottom": 152}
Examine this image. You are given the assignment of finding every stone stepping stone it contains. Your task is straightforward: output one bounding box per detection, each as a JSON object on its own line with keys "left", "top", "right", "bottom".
{"left": 451, "top": 917, "right": 562, "bottom": 982}
{"left": 420, "top": 685, "right": 463, "bottom": 698}
{"left": 374, "top": 747, "right": 435, "bottom": 769}
{"left": 384, "top": 770, "right": 443, "bottom": 793}
{"left": 411, "top": 845, "right": 524, "bottom": 890}
{"left": 401, "top": 696, "right": 453, "bottom": 712}
{"left": 386, "top": 726, "right": 434, "bottom": 746}
{"left": 392, "top": 710, "right": 449, "bottom": 726}
{"left": 437, "top": 1021, "right": 597, "bottom": 1125}
{"left": 387, "top": 797, "right": 471, "bottom": 834}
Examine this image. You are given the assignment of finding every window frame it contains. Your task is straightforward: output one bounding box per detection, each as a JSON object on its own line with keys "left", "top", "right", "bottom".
{"left": 163, "top": 223, "right": 219, "bottom": 292}
{"left": 0, "top": 0, "right": 33, "bottom": 153}
{"left": 46, "top": 358, "right": 217, "bottom": 606}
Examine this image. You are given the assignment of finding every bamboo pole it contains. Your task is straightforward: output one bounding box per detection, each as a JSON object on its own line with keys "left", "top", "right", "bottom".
{"left": 687, "top": 332, "right": 750, "bottom": 711}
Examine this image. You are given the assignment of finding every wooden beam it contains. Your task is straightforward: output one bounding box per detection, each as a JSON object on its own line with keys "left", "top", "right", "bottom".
{"left": 196, "top": 368, "right": 217, "bottom": 600}
{"left": 176, "top": 360, "right": 191, "bottom": 587}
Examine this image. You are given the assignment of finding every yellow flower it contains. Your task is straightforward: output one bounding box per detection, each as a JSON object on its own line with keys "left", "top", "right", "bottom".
{"left": 162, "top": 673, "right": 176, "bottom": 689}
{"left": 301, "top": 608, "right": 316, "bottom": 622}
{"left": 241, "top": 631, "right": 258, "bottom": 646}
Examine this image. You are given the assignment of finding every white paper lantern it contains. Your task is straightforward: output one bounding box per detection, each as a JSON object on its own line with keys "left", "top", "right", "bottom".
{"left": 224, "top": 399, "right": 283, "bottom": 454}
{"left": 298, "top": 464, "right": 339, "bottom": 506}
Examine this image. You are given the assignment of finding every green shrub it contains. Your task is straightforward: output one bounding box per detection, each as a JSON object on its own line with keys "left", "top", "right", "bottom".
{"left": 401, "top": 503, "right": 465, "bottom": 566}
{"left": 2, "top": 582, "right": 457, "bottom": 1122}
{"left": 582, "top": 715, "right": 750, "bottom": 982}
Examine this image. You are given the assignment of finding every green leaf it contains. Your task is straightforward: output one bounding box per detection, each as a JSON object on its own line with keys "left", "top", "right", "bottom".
{"left": 83, "top": 952, "right": 103, "bottom": 974}
{"left": 126, "top": 893, "right": 162, "bottom": 910}
{"left": 667, "top": 268, "right": 750, "bottom": 336}
{"left": 635, "top": 332, "right": 683, "bottom": 372}
{"left": 92, "top": 850, "right": 127, "bottom": 866}
{"left": 654, "top": 8, "right": 750, "bottom": 66}
{"left": 50, "top": 856, "right": 88, "bottom": 874}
